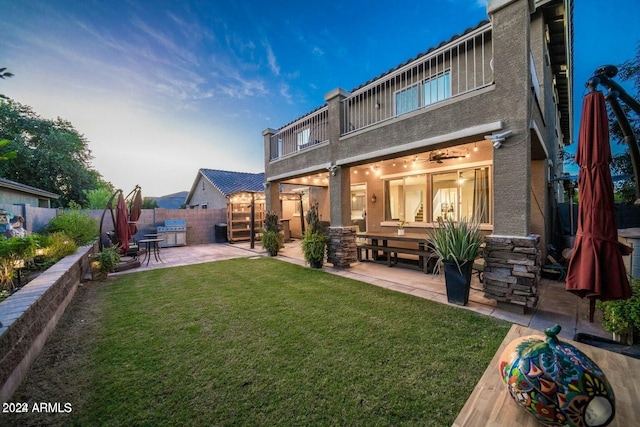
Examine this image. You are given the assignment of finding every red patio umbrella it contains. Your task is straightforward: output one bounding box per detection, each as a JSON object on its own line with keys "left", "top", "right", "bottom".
{"left": 128, "top": 186, "right": 142, "bottom": 235}
{"left": 565, "top": 90, "right": 632, "bottom": 321}
{"left": 116, "top": 192, "right": 130, "bottom": 255}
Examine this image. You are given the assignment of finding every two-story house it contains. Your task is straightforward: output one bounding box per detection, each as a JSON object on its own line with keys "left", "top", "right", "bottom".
{"left": 262, "top": 0, "right": 573, "bottom": 271}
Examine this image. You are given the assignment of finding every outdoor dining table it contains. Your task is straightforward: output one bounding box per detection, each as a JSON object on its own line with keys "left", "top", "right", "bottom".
{"left": 355, "top": 231, "right": 434, "bottom": 272}
{"left": 138, "top": 238, "right": 164, "bottom": 266}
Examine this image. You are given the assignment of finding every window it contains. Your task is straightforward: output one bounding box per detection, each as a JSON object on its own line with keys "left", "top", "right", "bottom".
{"left": 297, "top": 128, "right": 311, "bottom": 149}
{"left": 423, "top": 73, "right": 451, "bottom": 106}
{"left": 384, "top": 178, "right": 404, "bottom": 220}
{"left": 432, "top": 167, "right": 490, "bottom": 223}
{"left": 395, "top": 84, "right": 420, "bottom": 116}
{"left": 384, "top": 166, "right": 491, "bottom": 225}
{"left": 394, "top": 71, "right": 451, "bottom": 116}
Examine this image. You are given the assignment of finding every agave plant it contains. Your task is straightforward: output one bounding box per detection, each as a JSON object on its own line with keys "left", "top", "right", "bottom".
{"left": 427, "top": 216, "right": 484, "bottom": 270}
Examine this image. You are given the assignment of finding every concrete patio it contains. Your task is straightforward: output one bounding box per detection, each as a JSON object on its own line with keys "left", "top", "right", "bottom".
{"left": 115, "top": 240, "right": 612, "bottom": 341}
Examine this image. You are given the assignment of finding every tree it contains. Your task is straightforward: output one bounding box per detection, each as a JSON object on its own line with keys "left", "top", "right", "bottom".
{"left": 606, "top": 44, "right": 640, "bottom": 204}
{"left": 0, "top": 67, "right": 13, "bottom": 100}
{"left": 141, "top": 198, "right": 159, "bottom": 209}
{"left": 0, "top": 99, "right": 108, "bottom": 207}
{"left": 85, "top": 184, "right": 115, "bottom": 209}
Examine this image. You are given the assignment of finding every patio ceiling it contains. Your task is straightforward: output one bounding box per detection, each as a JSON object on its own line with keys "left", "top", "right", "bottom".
{"left": 280, "top": 141, "right": 493, "bottom": 186}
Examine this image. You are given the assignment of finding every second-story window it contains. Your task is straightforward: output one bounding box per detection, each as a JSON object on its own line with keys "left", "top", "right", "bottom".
{"left": 297, "top": 128, "right": 311, "bottom": 150}
{"left": 394, "top": 71, "right": 451, "bottom": 116}
{"left": 424, "top": 72, "right": 451, "bottom": 106}
{"left": 395, "top": 84, "right": 420, "bottom": 116}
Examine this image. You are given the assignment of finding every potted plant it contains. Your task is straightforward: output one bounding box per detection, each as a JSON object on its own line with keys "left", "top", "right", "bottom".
{"left": 90, "top": 245, "right": 121, "bottom": 280}
{"left": 427, "top": 217, "right": 484, "bottom": 305}
{"left": 261, "top": 211, "right": 282, "bottom": 256}
{"left": 397, "top": 217, "right": 406, "bottom": 236}
{"left": 301, "top": 204, "right": 327, "bottom": 268}
{"left": 596, "top": 278, "right": 640, "bottom": 345}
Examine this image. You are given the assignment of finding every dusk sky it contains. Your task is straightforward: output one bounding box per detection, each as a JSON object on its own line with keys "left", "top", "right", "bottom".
{"left": 1, "top": 0, "right": 639, "bottom": 197}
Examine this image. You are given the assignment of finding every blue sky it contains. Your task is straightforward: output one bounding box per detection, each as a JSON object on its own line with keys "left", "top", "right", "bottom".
{"left": 1, "top": 1, "right": 639, "bottom": 197}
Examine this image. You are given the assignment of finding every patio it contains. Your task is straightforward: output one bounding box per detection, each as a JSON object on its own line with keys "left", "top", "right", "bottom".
{"left": 119, "top": 240, "right": 611, "bottom": 341}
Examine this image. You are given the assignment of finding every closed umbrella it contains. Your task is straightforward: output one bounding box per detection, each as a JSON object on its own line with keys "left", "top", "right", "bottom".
{"left": 129, "top": 186, "right": 142, "bottom": 235}
{"left": 565, "top": 89, "right": 632, "bottom": 321}
{"left": 116, "top": 192, "right": 130, "bottom": 255}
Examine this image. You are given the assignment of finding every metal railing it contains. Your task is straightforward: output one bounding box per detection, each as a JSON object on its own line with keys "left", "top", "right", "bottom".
{"left": 342, "top": 24, "right": 493, "bottom": 135}
{"left": 269, "top": 106, "right": 328, "bottom": 161}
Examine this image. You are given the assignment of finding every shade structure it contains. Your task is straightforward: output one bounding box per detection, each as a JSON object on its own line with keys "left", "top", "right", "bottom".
{"left": 566, "top": 90, "right": 632, "bottom": 320}
{"left": 128, "top": 187, "right": 142, "bottom": 235}
{"left": 115, "top": 192, "right": 131, "bottom": 255}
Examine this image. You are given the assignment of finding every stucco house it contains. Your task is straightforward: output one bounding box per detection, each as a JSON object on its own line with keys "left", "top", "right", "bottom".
{"left": 185, "top": 169, "right": 266, "bottom": 242}
{"left": 262, "top": 0, "right": 573, "bottom": 274}
{"left": 0, "top": 177, "right": 60, "bottom": 208}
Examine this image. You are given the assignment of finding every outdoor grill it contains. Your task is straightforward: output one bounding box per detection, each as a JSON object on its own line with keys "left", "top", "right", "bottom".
{"left": 156, "top": 219, "right": 187, "bottom": 247}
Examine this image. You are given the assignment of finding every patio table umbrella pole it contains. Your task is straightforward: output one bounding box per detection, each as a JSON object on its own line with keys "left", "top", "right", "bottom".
{"left": 565, "top": 80, "right": 632, "bottom": 322}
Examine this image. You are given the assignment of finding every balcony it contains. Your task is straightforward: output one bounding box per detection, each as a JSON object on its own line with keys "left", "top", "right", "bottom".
{"left": 342, "top": 23, "right": 493, "bottom": 135}
{"left": 269, "top": 106, "right": 328, "bottom": 161}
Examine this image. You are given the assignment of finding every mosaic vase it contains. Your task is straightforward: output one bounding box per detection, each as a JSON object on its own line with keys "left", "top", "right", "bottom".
{"left": 498, "top": 325, "right": 615, "bottom": 427}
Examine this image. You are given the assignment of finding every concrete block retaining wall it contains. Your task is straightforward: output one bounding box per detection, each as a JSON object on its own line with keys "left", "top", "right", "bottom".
{"left": 0, "top": 243, "right": 95, "bottom": 404}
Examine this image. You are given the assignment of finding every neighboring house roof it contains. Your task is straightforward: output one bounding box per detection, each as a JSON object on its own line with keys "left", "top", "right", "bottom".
{"left": 0, "top": 177, "right": 60, "bottom": 199}
{"left": 185, "top": 169, "right": 265, "bottom": 205}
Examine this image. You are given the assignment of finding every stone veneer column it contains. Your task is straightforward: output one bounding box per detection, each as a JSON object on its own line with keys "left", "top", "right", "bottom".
{"left": 482, "top": 234, "right": 541, "bottom": 313}
{"left": 327, "top": 226, "right": 357, "bottom": 268}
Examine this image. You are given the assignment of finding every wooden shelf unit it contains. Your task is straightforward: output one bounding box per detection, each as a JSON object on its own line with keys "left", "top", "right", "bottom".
{"left": 227, "top": 200, "right": 265, "bottom": 243}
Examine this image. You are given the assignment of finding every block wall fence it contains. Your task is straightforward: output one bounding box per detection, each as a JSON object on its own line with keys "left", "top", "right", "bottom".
{"left": 0, "top": 204, "right": 228, "bottom": 245}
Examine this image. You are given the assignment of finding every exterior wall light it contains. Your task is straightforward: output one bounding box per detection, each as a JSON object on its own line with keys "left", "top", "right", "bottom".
{"left": 371, "top": 194, "right": 377, "bottom": 203}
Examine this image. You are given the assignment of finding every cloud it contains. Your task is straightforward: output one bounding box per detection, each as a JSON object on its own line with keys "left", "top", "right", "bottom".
{"left": 264, "top": 40, "right": 280, "bottom": 76}
{"left": 280, "top": 83, "right": 293, "bottom": 104}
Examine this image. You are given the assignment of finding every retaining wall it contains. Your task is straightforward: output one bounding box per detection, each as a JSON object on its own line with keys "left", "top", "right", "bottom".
{"left": 0, "top": 244, "right": 95, "bottom": 404}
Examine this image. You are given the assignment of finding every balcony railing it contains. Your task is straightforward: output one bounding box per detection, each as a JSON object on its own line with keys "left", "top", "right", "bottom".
{"left": 342, "top": 23, "right": 493, "bottom": 135}
{"left": 269, "top": 106, "right": 328, "bottom": 161}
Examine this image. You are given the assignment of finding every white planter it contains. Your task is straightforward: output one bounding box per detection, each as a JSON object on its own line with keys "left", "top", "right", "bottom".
{"left": 397, "top": 229, "right": 405, "bottom": 236}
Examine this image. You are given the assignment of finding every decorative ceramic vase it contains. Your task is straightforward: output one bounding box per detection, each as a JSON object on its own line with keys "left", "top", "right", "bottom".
{"left": 498, "top": 325, "right": 615, "bottom": 427}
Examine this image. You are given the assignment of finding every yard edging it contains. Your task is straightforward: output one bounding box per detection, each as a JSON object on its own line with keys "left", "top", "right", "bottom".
{"left": 0, "top": 243, "right": 96, "bottom": 404}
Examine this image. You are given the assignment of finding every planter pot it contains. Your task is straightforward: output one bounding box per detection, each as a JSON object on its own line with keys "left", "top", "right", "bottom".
{"left": 612, "top": 329, "right": 634, "bottom": 346}
{"left": 267, "top": 250, "right": 278, "bottom": 257}
{"left": 310, "top": 259, "right": 323, "bottom": 269}
{"left": 443, "top": 260, "right": 472, "bottom": 305}
{"left": 397, "top": 229, "right": 405, "bottom": 236}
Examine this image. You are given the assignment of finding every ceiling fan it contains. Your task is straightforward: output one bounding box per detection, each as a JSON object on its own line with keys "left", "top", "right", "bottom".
{"left": 428, "top": 150, "right": 465, "bottom": 163}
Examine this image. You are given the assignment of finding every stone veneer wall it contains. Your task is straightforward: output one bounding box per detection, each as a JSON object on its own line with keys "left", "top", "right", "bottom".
{"left": 327, "top": 226, "right": 357, "bottom": 268}
{"left": 0, "top": 244, "right": 95, "bottom": 404}
{"left": 482, "top": 235, "right": 541, "bottom": 312}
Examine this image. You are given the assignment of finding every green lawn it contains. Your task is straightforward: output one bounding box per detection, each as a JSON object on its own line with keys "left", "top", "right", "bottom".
{"left": 38, "top": 257, "right": 511, "bottom": 425}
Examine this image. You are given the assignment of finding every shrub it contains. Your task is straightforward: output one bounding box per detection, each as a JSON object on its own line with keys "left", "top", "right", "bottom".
{"left": 90, "top": 245, "right": 121, "bottom": 273}
{"left": 597, "top": 278, "right": 640, "bottom": 334}
{"left": 0, "top": 235, "right": 38, "bottom": 290}
{"left": 263, "top": 211, "right": 280, "bottom": 233}
{"left": 42, "top": 232, "right": 78, "bottom": 262}
{"left": 46, "top": 210, "right": 98, "bottom": 245}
